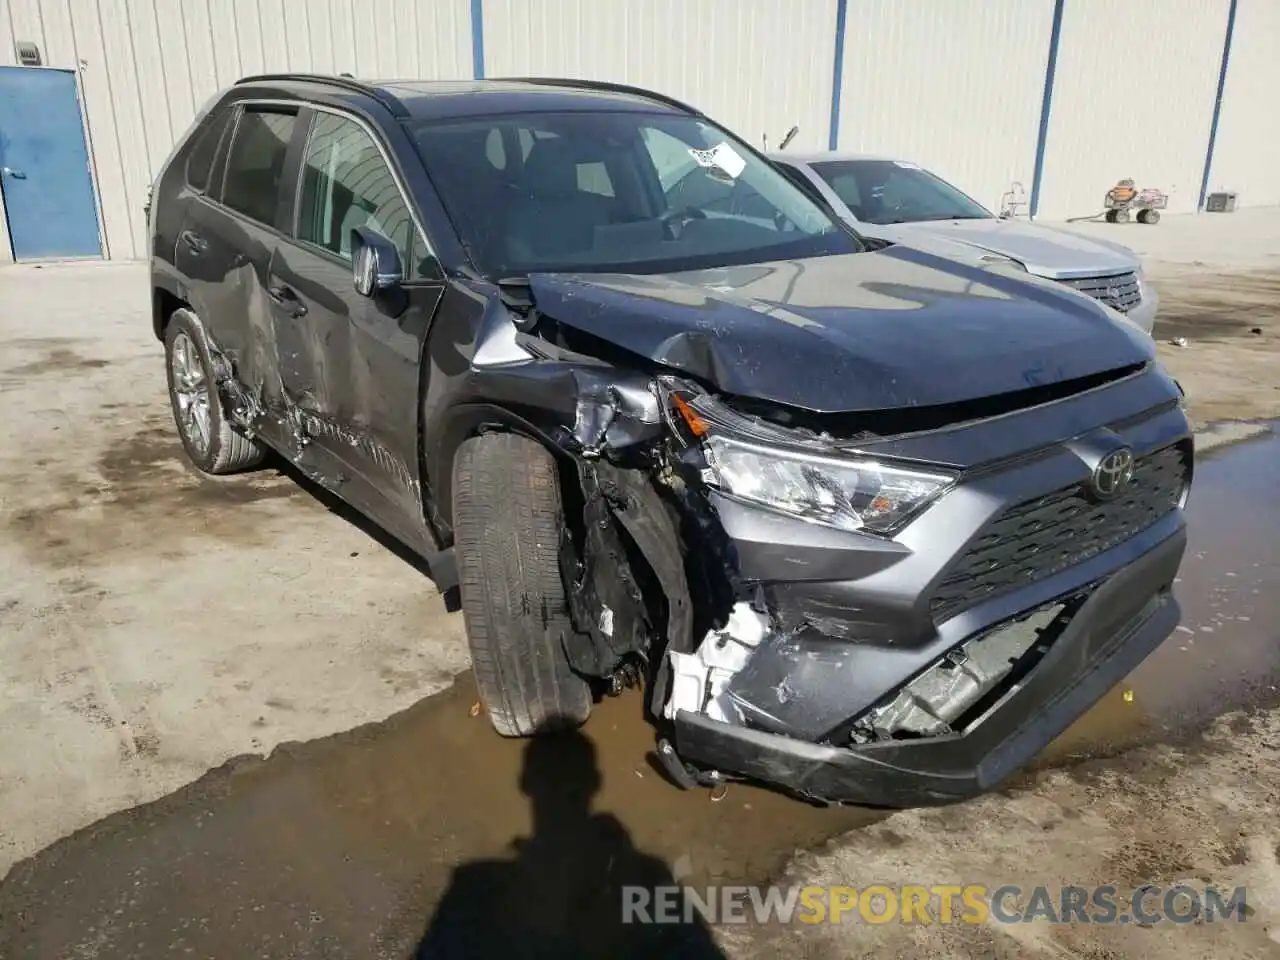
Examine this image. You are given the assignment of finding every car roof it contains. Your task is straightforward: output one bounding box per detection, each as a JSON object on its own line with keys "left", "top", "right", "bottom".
{"left": 232, "top": 73, "right": 695, "bottom": 122}
{"left": 769, "top": 151, "right": 902, "bottom": 165}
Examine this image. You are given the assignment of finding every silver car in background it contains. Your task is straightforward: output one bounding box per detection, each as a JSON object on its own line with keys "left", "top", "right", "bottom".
{"left": 770, "top": 152, "right": 1158, "bottom": 336}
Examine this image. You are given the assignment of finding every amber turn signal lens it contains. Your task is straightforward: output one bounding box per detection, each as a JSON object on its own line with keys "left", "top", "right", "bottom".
{"left": 670, "top": 393, "right": 710, "bottom": 438}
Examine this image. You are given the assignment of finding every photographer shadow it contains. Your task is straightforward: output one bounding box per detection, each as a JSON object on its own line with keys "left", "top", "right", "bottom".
{"left": 415, "top": 724, "right": 728, "bottom": 960}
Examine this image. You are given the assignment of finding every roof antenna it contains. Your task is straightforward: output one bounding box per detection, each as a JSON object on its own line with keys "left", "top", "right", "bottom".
{"left": 778, "top": 125, "right": 799, "bottom": 151}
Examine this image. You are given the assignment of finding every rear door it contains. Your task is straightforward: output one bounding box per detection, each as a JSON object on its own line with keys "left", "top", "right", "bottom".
{"left": 176, "top": 102, "right": 303, "bottom": 432}
{"left": 269, "top": 106, "right": 445, "bottom": 534}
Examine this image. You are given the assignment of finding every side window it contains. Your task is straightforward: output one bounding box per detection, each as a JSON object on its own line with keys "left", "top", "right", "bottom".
{"left": 185, "top": 107, "right": 234, "bottom": 193}
{"left": 641, "top": 127, "right": 698, "bottom": 190}
{"left": 221, "top": 107, "right": 297, "bottom": 226}
{"left": 518, "top": 127, "right": 558, "bottom": 160}
{"left": 484, "top": 128, "right": 507, "bottom": 169}
{"left": 576, "top": 161, "right": 614, "bottom": 197}
{"left": 296, "top": 112, "right": 416, "bottom": 271}
{"left": 777, "top": 164, "right": 834, "bottom": 210}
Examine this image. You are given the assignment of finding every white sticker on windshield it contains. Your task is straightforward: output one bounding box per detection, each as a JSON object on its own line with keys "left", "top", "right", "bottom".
{"left": 892, "top": 160, "right": 920, "bottom": 169}
{"left": 689, "top": 142, "right": 747, "bottom": 179}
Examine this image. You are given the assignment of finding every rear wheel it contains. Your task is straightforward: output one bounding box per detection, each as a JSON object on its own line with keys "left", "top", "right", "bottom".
{"left": 164, "top": 308, "right": 266, "bottom": 475}
{"left": 452, "top": 432, "right": 593, "bottom": 737}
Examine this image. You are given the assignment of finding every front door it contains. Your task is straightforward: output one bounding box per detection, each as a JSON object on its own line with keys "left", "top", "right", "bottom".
{"left": 0, "top": 66, "right": 101, "bottom": 260}
{"left": 270, "top": 107, "right": 443, "bottom": 532}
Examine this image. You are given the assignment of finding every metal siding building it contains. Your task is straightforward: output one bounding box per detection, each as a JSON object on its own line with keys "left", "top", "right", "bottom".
{"left": 0, "top": 0, "right": 1275, "bottom": 263}
{"left": 482, "top": 0, "right": 837, "bottom": 153}
{"left": 834, "top": 0, "right": 1055, "bottom": 214}
{"left": 1035, "top": 0, "right": 1231, "bottom": 220}
{"left": 1206, "top": 0, "right": 1280, "bottom": 209}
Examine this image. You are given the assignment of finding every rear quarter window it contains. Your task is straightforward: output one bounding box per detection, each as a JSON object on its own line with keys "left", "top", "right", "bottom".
{"left": 184, "top": 107, "right": 234, "bottom": 194}
{"left": 220, "top": 107, "right": 298, "bottom": 226}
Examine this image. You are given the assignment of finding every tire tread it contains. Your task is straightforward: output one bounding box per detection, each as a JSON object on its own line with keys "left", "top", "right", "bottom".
{"left": 453, "top": 432, "right": 591, "bottom": 737}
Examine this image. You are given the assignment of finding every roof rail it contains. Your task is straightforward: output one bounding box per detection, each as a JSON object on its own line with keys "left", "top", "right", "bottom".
{"left": 234, "top": 73, "right": 409, "bottom": 118}
{"left": 494, "top": 77, "right": 702, "bottom": 117}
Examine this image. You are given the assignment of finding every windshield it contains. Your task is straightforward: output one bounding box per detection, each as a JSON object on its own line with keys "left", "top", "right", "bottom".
{"left": 809, "top": 160, "right": 993, "bottom": 225}
{"left": 409, "top": 111, "right": 861, "bottom": 276}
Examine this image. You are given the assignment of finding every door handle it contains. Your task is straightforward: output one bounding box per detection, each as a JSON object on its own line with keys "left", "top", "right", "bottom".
{"left": 268, "top": 284, "right": 308, "bottom": 317}
{"left": 179, "top": 230, "right": 207, "bottom": 255}
{"left": 2, "top": 166, "right": 26, "bottom": 179}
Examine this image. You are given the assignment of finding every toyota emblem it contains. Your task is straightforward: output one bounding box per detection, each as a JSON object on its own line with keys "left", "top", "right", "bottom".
{"left": 1089, "top": 448, "right": 1134, "bottom": 500}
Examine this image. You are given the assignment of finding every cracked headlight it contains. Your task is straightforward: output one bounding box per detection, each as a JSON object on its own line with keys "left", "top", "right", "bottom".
{"left": 701, "top": 433, "right": 954, "bottom": 534}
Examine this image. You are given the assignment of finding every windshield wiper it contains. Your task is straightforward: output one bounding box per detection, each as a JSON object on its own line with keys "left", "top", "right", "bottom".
{"left": 912, "top": 213, "right": 991, "bottom": 222}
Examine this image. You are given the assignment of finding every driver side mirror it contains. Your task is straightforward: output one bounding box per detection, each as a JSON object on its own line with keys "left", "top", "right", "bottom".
{"left": 351, "top": 226, "right": 403, "bottom": 297}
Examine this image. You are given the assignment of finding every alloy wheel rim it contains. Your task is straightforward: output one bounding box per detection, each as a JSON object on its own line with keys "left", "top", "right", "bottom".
{"left": 170, "top": 331, "right": 212, "bottom": 456}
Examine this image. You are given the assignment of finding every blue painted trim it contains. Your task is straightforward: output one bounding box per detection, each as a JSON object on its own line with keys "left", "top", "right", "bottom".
{"left": 470, "top": 0, "right": 485, "bottom": 79}
{"left": 1028, "top": 0, "right": 1065, "bottom": 220}
{"left": 827, "top": 0, "right": 849, "bottom": 150}
{"left": 1198, "top": 0, "right": 1238, "bottom": 211}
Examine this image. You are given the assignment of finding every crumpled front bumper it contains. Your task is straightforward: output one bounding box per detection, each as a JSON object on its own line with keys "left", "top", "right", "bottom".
{"left": 665, "top": 379, "right": 1193, "bottom": 806}
{"left": 672, "top": 522, "right": 1184, "bottom": 806}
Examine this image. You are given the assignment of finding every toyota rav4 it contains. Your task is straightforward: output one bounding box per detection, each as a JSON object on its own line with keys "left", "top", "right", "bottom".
{"left": 148, "top": 74, "right": 1193, "bottom": 805}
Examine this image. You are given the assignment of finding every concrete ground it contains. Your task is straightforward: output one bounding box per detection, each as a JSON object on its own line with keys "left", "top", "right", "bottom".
{"left": 0, "top": 264, "right": 470, "bottom": 872}
{"left": 0, "top": 208, "right": 1278, "bottom": 958}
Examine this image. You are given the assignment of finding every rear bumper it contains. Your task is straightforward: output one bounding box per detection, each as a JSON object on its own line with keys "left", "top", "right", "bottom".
{"left": 673, "top": 522, "right": 1184, "bottom": 806}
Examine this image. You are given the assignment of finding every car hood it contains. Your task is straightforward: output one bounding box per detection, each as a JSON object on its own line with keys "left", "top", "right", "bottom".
{"left": 526, "top": 243, "right": 1154, "bottom": 414}
{"left": 869, "top": 218, "right": 1140, "bottom": 279}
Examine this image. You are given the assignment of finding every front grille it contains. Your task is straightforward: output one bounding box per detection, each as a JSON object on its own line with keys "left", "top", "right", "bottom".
{"left": 1058, "top": 271, "right": 1142, "bottom": 313}
{"left": 929, "top": 443, "right": 1188, "bottom": 622}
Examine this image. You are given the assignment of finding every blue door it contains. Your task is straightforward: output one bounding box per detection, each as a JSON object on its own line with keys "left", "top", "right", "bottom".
{"left": 0, "top": 66, "right": 102, "bottom": 260}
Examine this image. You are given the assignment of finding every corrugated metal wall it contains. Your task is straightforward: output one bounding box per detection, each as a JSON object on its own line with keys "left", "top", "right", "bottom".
{"left": 1205, "top": 0, "right": 1279, "bottom": 208}
{"left": 1035, "top": 0, "right": 1231, "bottom": 219}
{"left": 0, "top": 0, "right": 472, "bottom": 261}
{"left": 482, "top": 0, "right": 837, "bottom": 153}
{"left": 835, "top": 0, "right": 1055, "bottom": 214}
{"left": 2, "top": 0, "right": 1277, "bottom": 262}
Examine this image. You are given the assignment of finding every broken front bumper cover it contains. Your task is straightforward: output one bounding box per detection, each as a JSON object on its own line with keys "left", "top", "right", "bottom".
{"left": 670, "top": 524, "right": 1185, "bottom": 806}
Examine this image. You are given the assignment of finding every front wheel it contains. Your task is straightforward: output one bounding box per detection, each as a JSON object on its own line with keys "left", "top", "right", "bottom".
{"left": 452, "top": 432, "right": 593, "bottom": 737}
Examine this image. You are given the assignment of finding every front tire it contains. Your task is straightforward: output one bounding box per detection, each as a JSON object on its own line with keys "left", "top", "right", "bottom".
{"left": 452, "top": 432, "right": 593, "bottom": 737}
{"left": 164, "top": 308, "right": 266, "bottom": 475}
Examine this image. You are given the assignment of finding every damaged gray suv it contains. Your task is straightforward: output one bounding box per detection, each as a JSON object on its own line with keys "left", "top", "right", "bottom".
{"left": 148, "top": 74, "right": 1193, "bottom": 806}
